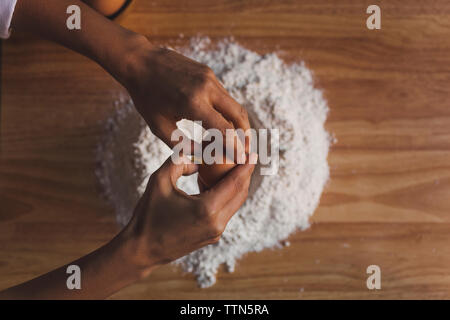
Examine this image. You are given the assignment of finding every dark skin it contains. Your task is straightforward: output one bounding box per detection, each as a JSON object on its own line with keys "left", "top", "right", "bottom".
{"left": 129, "top": 46, "right": 251, "bottom": 148}
{"left": 0, "top": 156, "right": 256, "bottom": 299}
{"left": 0, "top": 0, "right": 253, "bottom": 299}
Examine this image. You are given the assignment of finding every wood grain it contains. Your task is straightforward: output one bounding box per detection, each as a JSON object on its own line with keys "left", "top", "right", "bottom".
{"left": 1, "top": 0, "right": 450, "bottom": 299}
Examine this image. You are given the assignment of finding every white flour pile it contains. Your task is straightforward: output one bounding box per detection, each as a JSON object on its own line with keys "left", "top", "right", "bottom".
{"left": 96, "top": 38, "right": 330, "bottom": 288}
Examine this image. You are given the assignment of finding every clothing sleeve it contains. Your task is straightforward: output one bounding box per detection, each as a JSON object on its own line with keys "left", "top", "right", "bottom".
{"left": 0, "top": 0, "right": 18, "bottom": 39}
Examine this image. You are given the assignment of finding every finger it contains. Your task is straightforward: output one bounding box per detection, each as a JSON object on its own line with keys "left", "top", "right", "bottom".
{"left": 169, "top": 156, "right": 199, "bottom": 186}
{"left": 196, "top": 107, "right": 246, "bottom": 164}
{"left": 194, "top": 106, "right": 246, "bottom": 163}
{"left": 172, "top": 133, "right": 203, "bottom": 160}
{"left": 226, "top": 130, "right": 246, "bottom": 164}
{"left": 212, "top": 89, "right": 251, "bottom": 153}
{"left": 153, "top": 116, "right": 202, "bottom": 156}
{"left": 197, "top": 176, "right": 207, "bottom": 193}
{"left": 217, "top": 181, "right": 249, "bottom": 226}
{"left": 154, "top": 155, "right": 198, "bottom": 192}
{"left": 217, "top": 155, "right": 258, "bottom": 224}
{"left": 196, "top": 104, "right": 235, "bottom": 137}
{"left": 150, "top": 115, "right": 179, "bottom": 148}
{"left": 200, "top": 153, "right": 257, "bottom": 215}
{"left": 212, "top": 87, "right": 250, "bottom": 133}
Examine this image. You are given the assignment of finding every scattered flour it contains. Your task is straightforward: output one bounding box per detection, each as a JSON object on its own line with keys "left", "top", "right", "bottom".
{"left": 96, "top": 38, "right": 330, "bottom": 288}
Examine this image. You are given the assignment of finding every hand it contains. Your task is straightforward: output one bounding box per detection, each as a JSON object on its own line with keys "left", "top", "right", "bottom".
{"left": 122, "top": 40, "right": 251, "bottom": 149}
{"left": 118, "top": 154, "right": 257, "bottom": 278}
{"left": 6, "top": 0, "right": 253, "bottom": 299}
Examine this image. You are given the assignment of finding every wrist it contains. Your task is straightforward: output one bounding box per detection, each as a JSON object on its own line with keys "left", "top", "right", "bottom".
{"left": 112, "top": 224, "right": 160, "bottom": 280}
{"left": 102, "top": 30, "right": 152, "bottom": 89}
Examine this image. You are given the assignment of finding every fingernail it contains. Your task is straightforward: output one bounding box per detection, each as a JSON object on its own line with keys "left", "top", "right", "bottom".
{"left": 249, "top": 152, "right": 258, "bottom": 164}
{"left": 239, "top": 152, "right": 247, "bottom": 164}
{"left": 192, "top": 155, "right": 203, "bottom": 164}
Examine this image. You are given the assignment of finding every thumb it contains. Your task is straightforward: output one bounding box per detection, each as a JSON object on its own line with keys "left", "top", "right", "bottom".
{"left": 167, "top": 155, "right": 199, "bottom": 187}
{"left": 150, "top": 156, "right": 198, "bottom": 195}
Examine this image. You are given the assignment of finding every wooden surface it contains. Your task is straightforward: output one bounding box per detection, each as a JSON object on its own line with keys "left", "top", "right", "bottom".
{"left": 1, "top": 0, "right": 450, "bottom": 299}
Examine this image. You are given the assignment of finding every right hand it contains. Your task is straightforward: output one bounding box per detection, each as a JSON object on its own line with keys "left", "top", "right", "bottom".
{"left": 121, "top": 39, "right": 250, "bottom": 153}
{"left": 119, "top": 154, "right": 257, "bottom": 278}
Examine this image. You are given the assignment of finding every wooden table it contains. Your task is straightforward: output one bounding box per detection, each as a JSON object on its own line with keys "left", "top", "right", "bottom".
{"left": 1, "top": 0, "right": 450, "bottom": 299}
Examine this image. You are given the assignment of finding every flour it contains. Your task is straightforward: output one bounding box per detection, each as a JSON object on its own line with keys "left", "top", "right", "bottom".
{"left": 96, "top": 38, "right": 330, "bottom": 288}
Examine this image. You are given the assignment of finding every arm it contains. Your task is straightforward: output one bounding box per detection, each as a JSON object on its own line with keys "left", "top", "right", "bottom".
{"left": 12, "top": 0, "right": 250, "bottom": 149}
{"left": 0, "top": 233, "right": 141, "bottom": 299}
{"left": 1, "top": 0, "right": 254, "bottom": 299}
{"left": 0, "top": 155, "right": 257, "bottom": 299}
{"left": 11, "top": 0, "right": 144, "bottom": 87}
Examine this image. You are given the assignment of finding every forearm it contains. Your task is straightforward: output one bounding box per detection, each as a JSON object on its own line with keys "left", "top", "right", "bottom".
{"left": 1, "top": 1, "right": 157, "bottom": 299}
{"left": 0, "top": 233, "right": 144, "bottom": 300}
{"left": 11, "top": 0, "right": 148, "bottom": 86}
